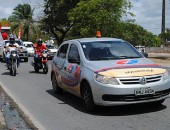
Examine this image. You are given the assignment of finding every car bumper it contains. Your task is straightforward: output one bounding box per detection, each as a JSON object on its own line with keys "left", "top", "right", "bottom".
{"left": 91, "top": 78, "right": 170, "bottom": 106}
{"left": 18, "top": 53, "right": 28, "bottom": 59}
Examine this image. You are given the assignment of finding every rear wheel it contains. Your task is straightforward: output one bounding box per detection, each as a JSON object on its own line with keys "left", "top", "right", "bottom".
{"left": 51, "top": 73, "right": 62, "bottom": 94}
{"left": 81, "top": 82, "right": 95, "bottom": 112}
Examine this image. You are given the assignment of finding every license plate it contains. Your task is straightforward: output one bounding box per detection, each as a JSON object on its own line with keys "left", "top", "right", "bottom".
{"left": 134, "top": 87, "right": 155, "bottom": 96}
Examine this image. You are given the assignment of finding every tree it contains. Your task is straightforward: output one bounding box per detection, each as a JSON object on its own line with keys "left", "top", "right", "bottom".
{"left": 42, "top": 0, "right": 132, "bottom": 46}
{"left": 8, "top": 3, "right": 34, "bottom": 41}
{"left": 42, "top": 0, "right": 80, "bottom": 46}
{"left": 68, "top": 0, "right": 132, "bottom": 38}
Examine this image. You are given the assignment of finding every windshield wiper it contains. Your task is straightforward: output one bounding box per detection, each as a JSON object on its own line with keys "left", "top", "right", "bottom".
{"left": 116, "top": 56, "right": 141, "bottom": 59}
{"left": 90, "top": 57, "right": 112, "bottom": 60}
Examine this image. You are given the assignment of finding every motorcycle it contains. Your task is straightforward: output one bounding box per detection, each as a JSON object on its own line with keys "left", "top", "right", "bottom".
{"left": 7, "top": 50, "right": 19, "bottom": 76}
{"left": 31, "top": 49, "right": 49, "bottom": 74}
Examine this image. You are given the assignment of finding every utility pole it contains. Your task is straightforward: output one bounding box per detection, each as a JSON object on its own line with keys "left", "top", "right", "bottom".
{"left": 161, "top": 0, "right": 165, "bottom": 44}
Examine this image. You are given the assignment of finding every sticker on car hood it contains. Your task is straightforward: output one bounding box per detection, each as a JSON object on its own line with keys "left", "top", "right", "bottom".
{"left": 95, "top": 64, "right": 166, "bottom": 77}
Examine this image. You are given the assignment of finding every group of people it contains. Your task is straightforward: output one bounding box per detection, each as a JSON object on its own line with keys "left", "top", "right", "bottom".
{"left": 1, "top": 33, "right": 48, "bottom": 69}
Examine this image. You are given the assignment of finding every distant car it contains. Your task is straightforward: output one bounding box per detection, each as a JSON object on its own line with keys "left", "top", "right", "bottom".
{"left": 23, "top": 41, "right": 34, "bottom": 57}
{"left": 135, "top": 45, "right": 148, "bottom": 57}
{"left": 51, "top": 37, "right": 170, "bottom": 111}
{"left": 1, "top": 39, "right": 28, "bottom": 62}
{"left": 46, "top": 44, "right": 58, "bottom": 60}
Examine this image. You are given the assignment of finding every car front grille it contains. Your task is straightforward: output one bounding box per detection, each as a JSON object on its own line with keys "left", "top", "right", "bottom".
{"left": 118, "top": 75, "right": 162, "bottom": 85}
{"left": 102, "top": 89, "right": 170, "bottom": 102}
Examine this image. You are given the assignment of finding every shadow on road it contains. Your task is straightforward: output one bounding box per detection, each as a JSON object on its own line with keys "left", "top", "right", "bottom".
{"left": 29, "top": 71, "right": 45, "bottom": 74}
{"left": 46, "top": 89, "right": 167, "bottom": 116}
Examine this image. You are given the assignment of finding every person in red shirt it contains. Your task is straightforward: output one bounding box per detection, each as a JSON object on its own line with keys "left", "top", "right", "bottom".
{"left": 33, "top": 38, "right": 48, "bottom": 65}
{"left": 1, "top": 30, "right": 8, "bottom": 40}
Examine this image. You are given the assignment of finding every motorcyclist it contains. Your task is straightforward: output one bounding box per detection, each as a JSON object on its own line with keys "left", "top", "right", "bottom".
{"left": 5, "top": 36, "right": 20, "bottom": 68}
{"left": 33, "top": 38, "right": 48, "bottom": 65}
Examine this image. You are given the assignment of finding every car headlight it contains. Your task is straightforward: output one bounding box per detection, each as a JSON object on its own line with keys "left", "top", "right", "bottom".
{"left": 94, "top": 73, "right": 119, "bottom": 85}
{"left": 163, "top": 70, "right": 169, "bottom": 81}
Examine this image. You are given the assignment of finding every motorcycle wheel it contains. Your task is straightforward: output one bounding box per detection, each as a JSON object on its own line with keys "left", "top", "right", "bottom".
{"left": 10, "top": 63, "right": 17, "bottom": 76}
{"left": 43, "top": 63, "right": 48, "bottom": 74}
{"left": 34, "top": 66, "right": 39, "bottom": 73}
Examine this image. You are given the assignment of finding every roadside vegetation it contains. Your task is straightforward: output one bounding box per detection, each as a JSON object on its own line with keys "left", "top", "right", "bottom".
{"left": 1, "top": 0, "right": 169, "bottom": 47}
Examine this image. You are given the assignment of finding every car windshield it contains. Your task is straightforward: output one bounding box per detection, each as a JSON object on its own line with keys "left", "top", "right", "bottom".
{"left": 25, "top": 44, "right": 33, "bottom": 47}
{"left": 81, "top": 41, "right": 142, "bottom": 61}
{"left": 47, "top": 45, "right": 56, "bottom": 49}
{"left": 5, "top": 40, "right": 23, "bottom": 46}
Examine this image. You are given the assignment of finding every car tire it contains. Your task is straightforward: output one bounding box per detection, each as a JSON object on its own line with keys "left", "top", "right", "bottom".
{"left": 52, "top": 73, "right": 63, "bottom": 94}
{"left": 81, "top": 81, "right": 96, "bottom": 112}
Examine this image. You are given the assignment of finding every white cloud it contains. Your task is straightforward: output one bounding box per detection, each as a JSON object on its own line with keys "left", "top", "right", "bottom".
{"left": 129, "top": 0, "right": 170, "bottom": 35}
{"left": 0, "top": 0, "right": 44, "bottom": 19}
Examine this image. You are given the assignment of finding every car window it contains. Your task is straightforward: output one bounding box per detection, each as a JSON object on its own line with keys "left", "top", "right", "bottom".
{"left": 68, "top": 44, "right": 79, "bottom": 60}
{"left": 57, "top": 44, "right": 69, "bottom": 59}
{"left": 25, "top": 44, "right": 33, "bottom": 47}
{"left": 47, "top": 45, "right": 56, "bottom": 49}
{"left": 81, "top": 41, "right": 142, "bottom": 61}
{"left": 5, "top": 40, "right": 23, "bottom": 46}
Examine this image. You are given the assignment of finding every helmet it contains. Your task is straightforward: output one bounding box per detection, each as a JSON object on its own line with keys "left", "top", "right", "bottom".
{"left": 37, "top": 38, "right": 43, "bottom": 46}
{"left": 9, "top": 36, "right": 15, "bottom": 44}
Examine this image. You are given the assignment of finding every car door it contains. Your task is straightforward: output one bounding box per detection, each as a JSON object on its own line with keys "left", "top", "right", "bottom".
{"left": 52, "top": 43, "right": 69, "bottom": 89}
{"left": 61, "top": 43, "right": 81, "bottom": 96}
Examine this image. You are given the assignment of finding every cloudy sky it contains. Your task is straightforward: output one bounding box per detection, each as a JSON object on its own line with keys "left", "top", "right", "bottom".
{"left": 0, "top": 0, "right": 169, "bottom": 35}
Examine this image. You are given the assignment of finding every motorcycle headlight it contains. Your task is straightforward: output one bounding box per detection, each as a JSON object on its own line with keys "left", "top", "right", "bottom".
{"left": 43, "top": 54, "right": 47, "bottom": 57}
{"left": 94, "top": 73, "right": 119, "bottom": 85}
{"left": 163, "top": 70, "right": 169, "bottom": 81}
{"left": 12, "top": 53, "right": 17, "bottom": 57}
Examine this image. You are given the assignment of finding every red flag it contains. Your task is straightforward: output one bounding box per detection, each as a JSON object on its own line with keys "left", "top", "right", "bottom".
{"left": 18, "top": 23, "right": 22, "bottom": 39}
{"left": 5, "top": 22, "right": 9, "bottom": 27}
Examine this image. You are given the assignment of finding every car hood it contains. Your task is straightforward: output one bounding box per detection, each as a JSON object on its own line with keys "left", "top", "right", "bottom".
{"left": 86, "top": 58, "right": 166, "bottom": 77}
{"left": 26, "top": 47, "right": 34, "bottom": 51}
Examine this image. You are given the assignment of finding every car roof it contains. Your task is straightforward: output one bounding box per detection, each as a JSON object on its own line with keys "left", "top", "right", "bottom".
{"left": 65, "top": 37, "right": 124, "bottom": 43}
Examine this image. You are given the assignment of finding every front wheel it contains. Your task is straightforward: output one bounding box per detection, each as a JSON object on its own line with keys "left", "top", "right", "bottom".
{"left": 24, "top": 58, "right": 28, "bottom": 62}
{"left": 81, "top": 82, "right": 95, "bottom": 112}
{"left": 10, "top": 63, "right": 17, "bottom": 76}
{"left": 43, "top": 63, "right": 48, "bottom": 74}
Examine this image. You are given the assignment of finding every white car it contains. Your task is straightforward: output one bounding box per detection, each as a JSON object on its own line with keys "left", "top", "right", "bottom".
{"left": 23, "top": 41, "right": 34, "bottom": 57}
{"left": 46, "top": 44, "right": 58, "bottom": 59}
{"left": 51, "top": 37, "right": 170, "bottom": 111}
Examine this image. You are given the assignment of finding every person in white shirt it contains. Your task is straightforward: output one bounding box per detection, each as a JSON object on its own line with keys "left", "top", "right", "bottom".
{"left": 5, "top": 36, "right": 20, "bottom": 68}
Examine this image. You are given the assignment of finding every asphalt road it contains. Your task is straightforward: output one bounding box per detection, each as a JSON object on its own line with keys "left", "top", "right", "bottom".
{"left": 0, "top": 57, "right": 170, "bottom": 130}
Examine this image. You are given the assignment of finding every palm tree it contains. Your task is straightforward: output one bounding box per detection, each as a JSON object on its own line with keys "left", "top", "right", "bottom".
{"left": 8, "top": 3, "right": 34, "bottom": 41}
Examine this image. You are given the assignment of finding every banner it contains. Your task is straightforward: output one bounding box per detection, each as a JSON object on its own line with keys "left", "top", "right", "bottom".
{"left": 18, "top": 23, "right": 22, "bottom": 39}
{"left": 0, "top": 22, "right": 1, "bottom": 32}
